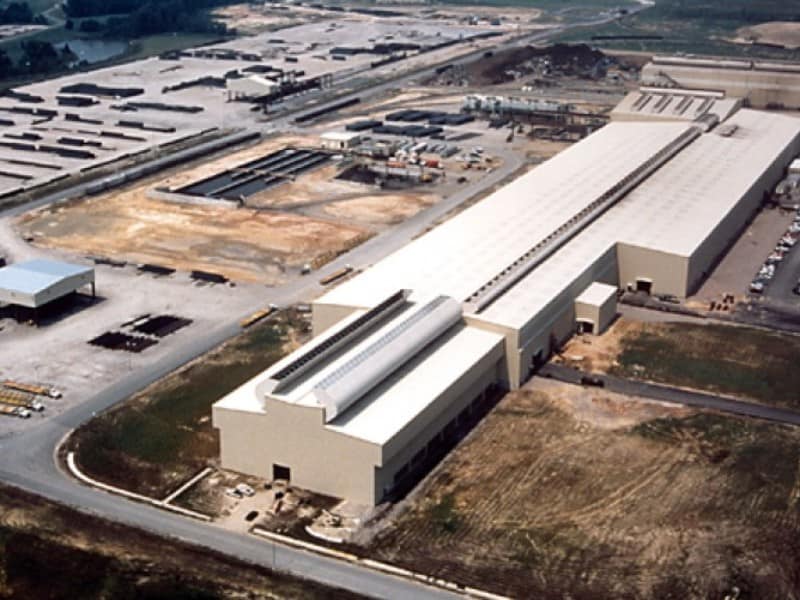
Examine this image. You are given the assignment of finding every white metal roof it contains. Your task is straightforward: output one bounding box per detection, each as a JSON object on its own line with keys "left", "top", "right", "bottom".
{"left": 318, "top": 110, "right": 800, "bottom": 332}
{"left": 611, "top": 89, "right": 740, "bottom": 123}
{"left": 324, "top": 323, "right": 503, "bottom": 446}
{"left": 214, "top": 297, "right": 503, "bottom": 445}
{"left": 575, "top": 282, "right": 617, "bottom": 307}
{"left": 0, "top": 259, "right": 94, "bottom": 307}
{"left": 312, "top": 296, "right": 462, "bottom": 422}
{"left": 321, "top": 131, "right": 361, "bottom": 141}
{"left": 480, "top": 109, "right": 800, "bottom": 328}
{"left": 318, "top": 120, "right": 691, "bottom": 311}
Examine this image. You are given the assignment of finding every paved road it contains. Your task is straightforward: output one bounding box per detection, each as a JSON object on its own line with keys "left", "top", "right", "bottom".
{"left": 0, "top": 6, "right": 652, "bottom": 598}
{"left": 540, "top": 363, "right": 800, "bottom": 426}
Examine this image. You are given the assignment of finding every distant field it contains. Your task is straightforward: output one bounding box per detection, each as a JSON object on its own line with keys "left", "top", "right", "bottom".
{"left": 553, "top": 0, "right": 800, "bottom": 59}
{"left": 67, "top": 310, "right": 309, "bottom": 498}
{"left": 369, "top": 383, "right": 800, "bottom": 598}
{"left": 610, "top": 322, "right": 800, "bottom": 409}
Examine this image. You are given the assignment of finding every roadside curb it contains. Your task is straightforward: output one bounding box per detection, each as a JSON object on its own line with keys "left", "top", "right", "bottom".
{"left": 252, "top": 527, "right": 510, "bottom": 600}
{"left": 66, "top": 452, "right": 212, "bottom": 521}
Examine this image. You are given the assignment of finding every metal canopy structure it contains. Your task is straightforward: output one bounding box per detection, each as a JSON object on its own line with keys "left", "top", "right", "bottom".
{"left": 0, "top": 259, "right": 95, "bottom": 309}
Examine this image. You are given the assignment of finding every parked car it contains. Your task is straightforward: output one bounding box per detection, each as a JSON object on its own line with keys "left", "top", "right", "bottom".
{"left": 235, "top": 483, "right": 255, "bottom": 497}
{"left": 749, "top": 281, "right": 765, "bottom": 294}
{"left": 225, "top": 488, "right": 243, "bottom": 499}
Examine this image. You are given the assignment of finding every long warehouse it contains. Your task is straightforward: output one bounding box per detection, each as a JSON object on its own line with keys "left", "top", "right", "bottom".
{"left": 214, "top": 106, "right": 800, "bottom": 505}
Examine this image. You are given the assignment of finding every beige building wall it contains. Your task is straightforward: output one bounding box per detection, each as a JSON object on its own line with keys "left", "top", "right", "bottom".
{"left": 575, "top": 293, "right": 616, "bottom": 335}
{"left": 514, "top": 244, "right": 618, "bottom": 386}
{"left": 617, "top": 243, "right": 688, "bottom": 297}
{"left": 214, "top": 399, "right": 383, "bottom": 505}
{"left": 213, "top": 334, "right": 505, "bottom": 505}
{"left": 375, "top": 349, "right": 505, "bottom": 499}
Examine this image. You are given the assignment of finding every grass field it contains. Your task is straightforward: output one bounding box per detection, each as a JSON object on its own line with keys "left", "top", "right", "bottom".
{"left": 553, "top": 0, "right": 800, "bottom": 59}
{"left": 68, "top": 310, "right": 310, "bottom": 498}
{"left": 610, "top": 322, "right": 800, "bottom": 409}
{"left": 368, "top": 383, "right": 800, "bottom": 598}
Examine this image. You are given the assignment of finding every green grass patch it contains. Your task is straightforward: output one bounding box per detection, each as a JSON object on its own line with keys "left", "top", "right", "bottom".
{"left": 552, "top": 0, "right": 800, "bottom": 60}
{"left": 631, "top": 412, "right": 800, "bottom": 513}
{"left": 429, "top": 493, "right": 462, "bottom": 534}
{"left": 73, "top": 311, "right": 308, "bottom": 496}
{"left": 611, "top": 323, "right": 800, "bottom": 409}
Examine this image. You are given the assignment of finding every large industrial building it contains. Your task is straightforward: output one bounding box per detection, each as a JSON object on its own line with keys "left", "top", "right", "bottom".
{"left": 641, "top": 56, "right": 800, "bottom": 109}
{"left": 214, "top": 103, "right": 800, "bottom": 505}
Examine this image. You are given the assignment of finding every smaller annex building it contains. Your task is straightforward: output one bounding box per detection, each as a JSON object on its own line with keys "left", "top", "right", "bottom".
{"left": 0, "top": 259, "right": 95, "bottom": 318}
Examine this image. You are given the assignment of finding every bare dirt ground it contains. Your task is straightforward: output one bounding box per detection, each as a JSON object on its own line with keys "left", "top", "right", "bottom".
{"left": 14, "top": 132, "right": 443, "bottom": 281}
{"left": 367, "top": 381, "right": 800, "bottom": 598}
{"left": 0, "top": 483, "right": 362, "bottom": 599}
{"left": 555, "top": 317, "right": 643, "bottom": 373}
{"left": 212, "top": 4, "right": 310, "bottom": 34}
{"left": 245, "top": 162, "right": 440, "bottom": 226}
{"left": 17, "top": 194, "right": 367, "bottom": 284}
{"left": 732, "top": 22, "right": 800, "bottom": 50}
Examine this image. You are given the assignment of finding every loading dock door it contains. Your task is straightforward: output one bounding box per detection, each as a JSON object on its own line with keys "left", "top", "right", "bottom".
{"left": 636, "top": 278, "right": 653, "bottom": 294}
{"left": 273, "top": 464, "right": 291, "bottom": 482}
{"left": 577, "top": 319, "right": 595, "bottom": 335}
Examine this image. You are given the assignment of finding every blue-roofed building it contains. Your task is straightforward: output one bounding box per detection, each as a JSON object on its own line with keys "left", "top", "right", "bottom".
{"left": 0, "top": 259, "right": 95, "bottom": 309}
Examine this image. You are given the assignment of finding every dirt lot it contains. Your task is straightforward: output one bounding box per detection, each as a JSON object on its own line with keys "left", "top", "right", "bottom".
{"left": 17, "top": 194, "right": 367, "bottom": 284}
{"left": 558, "top": 317, "right": 800, "bottom": 410}
{"left": 367, "top": 380, "right": 800, "bottom": 598}
{"left": 0, "top": 483, "right": 362, "bottom": 599}
{"left": 16, "top": 134, "right": 445, "bottom": 282}
{"left": 65, "top": 310, "right": 311, "bottom": 499}
{"left": 732, "top": 22, "right": 800, "bottom": 50}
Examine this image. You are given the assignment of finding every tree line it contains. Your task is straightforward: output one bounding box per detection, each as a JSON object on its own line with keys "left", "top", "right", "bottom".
{"left": 63, "top": 0, "right": 232, "bottom": 36}
{"left": 0, "top": 2, "right": 46, "bottom": 25}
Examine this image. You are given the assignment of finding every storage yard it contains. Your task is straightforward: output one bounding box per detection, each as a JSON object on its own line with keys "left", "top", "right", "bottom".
{"left": 0, "top": 11, "right": 513, "bottom": 203}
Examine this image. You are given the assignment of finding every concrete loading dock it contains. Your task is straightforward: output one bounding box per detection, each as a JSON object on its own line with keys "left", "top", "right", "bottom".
{"left": 215, "top": 105, "right": 800, "bottom": 505}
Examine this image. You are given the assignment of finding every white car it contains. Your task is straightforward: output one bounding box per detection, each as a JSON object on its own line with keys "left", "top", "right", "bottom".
{"left": 749, "top": 281, "right": 765, "bottom": 294}
{"left": 235, "top": 483, "right": 255, "bottom": 497}
{"left": 225, "top": 487, "right": 243, "bottom": 499}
